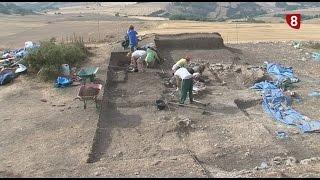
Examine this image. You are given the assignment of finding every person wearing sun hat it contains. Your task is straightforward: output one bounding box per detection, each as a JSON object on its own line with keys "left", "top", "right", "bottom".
{"left": 171, "top": 55, "right": 191, "bottom": 72}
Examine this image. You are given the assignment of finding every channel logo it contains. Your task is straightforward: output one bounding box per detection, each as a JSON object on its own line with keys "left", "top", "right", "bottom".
{"left": 286, "top": 14, "right": 301, "bottom": 29}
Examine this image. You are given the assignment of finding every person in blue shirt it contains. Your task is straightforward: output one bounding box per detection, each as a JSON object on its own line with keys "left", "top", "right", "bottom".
{"left": 127, "top": 25, "right": 138, "bottom": 52}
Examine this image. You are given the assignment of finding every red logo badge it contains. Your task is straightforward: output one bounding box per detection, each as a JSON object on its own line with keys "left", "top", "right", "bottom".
{"left": 286, "top": 14, "right": 301, "bottom": 29}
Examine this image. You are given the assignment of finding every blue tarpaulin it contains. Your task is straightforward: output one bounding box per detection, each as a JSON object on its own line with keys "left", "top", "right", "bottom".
{"left": 250, "top": 81, "right": 278, "bottom": 91}
{"left": 0, "top": 70, "right": 15, "bottom": 85}
{"left": 266, "top": 63, "right": 299, "bottom": 85}
{"left": 55, "top": 76, "right": 72, "bottom": 88}
{"left": 312, "top": 52, "right": 320, "bottom": 61}
{"left": 252, "top": 63, "right": 320, "bottom": 133}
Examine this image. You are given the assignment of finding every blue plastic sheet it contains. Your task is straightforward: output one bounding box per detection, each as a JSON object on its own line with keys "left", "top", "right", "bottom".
{"left": 266, "top": 63, "right": 299, "bottom": 85}
{"left": 0, "top": 70, "right": 15, "bottom": 85}
{"left": 55, "top": 76, "right": 72, "bottom": 88}
{"left": 312, "top": 52, "right": 320, "bottom": 61}
{"left": 250, "top": 81, "right": 277, "bottom": 91}
{"left": 252, "top": 63, "right": 320, "bottom": 133}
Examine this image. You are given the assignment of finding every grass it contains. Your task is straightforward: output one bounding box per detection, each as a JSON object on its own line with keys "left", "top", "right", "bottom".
{"left": 24, "top": 36, "right": 92, "bottom": 81}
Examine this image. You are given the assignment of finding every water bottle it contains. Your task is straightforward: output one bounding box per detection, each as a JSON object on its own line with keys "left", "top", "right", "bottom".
{"left": 61, "top": 64, "right": 70, "bottom": 76}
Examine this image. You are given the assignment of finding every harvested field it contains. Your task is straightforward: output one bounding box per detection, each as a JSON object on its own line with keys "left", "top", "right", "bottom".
{"left": 141, "top": 21, "right": 320, "bottom": 43}
{"left": 51, "top": 2, "right": 169, "bottom": 16}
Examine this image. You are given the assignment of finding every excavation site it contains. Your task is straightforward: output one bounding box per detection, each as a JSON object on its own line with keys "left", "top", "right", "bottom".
{"left": 85, "top": 33, "right": 320, "bottom": 177}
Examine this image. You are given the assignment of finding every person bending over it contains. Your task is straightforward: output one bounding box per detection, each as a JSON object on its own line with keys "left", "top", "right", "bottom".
{"left": 174, "top": 67, "right": 195, "bottom": 104}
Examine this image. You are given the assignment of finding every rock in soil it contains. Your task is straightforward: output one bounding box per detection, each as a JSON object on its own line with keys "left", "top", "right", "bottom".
{"left": 285, "top": 157, "right": 297, "bottom": 166}
{"left": 153, "top": 160, "right": 162, "bottom": 166}
{"left": 271, "top": 156, "right": 283, "bottom": 166}
{"left": 258, "top": 162, "right": 269, "bottom": 170}
{"left": 300, "top": 159, "right": 312, "bottom": 165}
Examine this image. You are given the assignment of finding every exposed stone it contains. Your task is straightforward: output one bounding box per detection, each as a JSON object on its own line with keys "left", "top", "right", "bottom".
{"left": 271, "top": 156, "right": 283, "bottom": 166}
{"left": 310, "top": 157, "right": 320, "bottom": 162}
{"left": 285, "top": 157, "right": 297, "bottom": 166}
{"left": 158, "top": 115, "right": 170, "bottom": 121}
{"left": 259, "top": 162, "right": 269, "bottom": 170}
{"left": 153, "top": 160, "right": 162, "bottom": 166}
{"left": 244, "top": 152, "right": 250, "bottom": 157}
{"left": 112, "top": 151, "right": 123, "bottom": 159}
{"left": 190, "top": 124, "right": 196, "bottom": 129}
{"left": 300, "top": 159, "right": 312, "bottom": 165}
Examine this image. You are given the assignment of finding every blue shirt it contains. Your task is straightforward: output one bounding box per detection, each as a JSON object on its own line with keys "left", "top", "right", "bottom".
{"left": 127, "top": 29, "right": 138, "bottom": 46}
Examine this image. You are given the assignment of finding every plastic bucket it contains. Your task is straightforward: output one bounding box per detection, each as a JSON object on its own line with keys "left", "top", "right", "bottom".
{"left": 155, "top": 100, "right": 166, "bottom": 110}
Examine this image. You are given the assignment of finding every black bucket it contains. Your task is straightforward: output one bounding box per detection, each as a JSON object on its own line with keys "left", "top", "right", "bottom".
{"left": 155, "top": 100, "right": 166, "bottom": 110}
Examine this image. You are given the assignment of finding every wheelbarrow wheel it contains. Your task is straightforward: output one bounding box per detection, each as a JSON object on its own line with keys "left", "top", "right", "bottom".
{"left": 84, "top": 100, "right": 87, "bottom": 109}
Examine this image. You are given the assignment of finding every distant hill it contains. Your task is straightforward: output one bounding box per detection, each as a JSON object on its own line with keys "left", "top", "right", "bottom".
{"left": 0, "top": 2, "right": 98, "bottom": 15}
{"left": 150, "top": 2, "right": 320, "bottom": 21}
{"left": 0, "top": 3, "right": 36, "bottom": 15}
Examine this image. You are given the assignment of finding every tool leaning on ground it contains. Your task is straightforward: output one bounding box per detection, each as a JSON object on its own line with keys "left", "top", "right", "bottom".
{"left": 167, "top": 100, "right": 213, "bottom": 115}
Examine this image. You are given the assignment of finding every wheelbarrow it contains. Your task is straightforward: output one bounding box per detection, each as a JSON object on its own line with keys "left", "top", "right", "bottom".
{"left": 77, "top": 67, "right": 99, "bottom": 84}
{"left": 76, "top": 83, "right": 102, "bottom": 109}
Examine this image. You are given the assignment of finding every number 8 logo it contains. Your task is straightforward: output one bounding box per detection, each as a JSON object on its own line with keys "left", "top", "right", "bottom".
{"left": 291, "top": 16, "right": 298, "bottom": 27}
{"left": 286, "top": 14, "right": 301, "bottom": 29}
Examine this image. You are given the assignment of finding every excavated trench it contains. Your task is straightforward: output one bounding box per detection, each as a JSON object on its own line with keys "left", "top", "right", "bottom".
{"left": 87, "top": 52, "right": 131, "bottom": 163}
{"left": 87, "top": 33, "right": 264, "bottom": 167}
{"left": 86, "top": 33, "right": 320, "bottom": 175}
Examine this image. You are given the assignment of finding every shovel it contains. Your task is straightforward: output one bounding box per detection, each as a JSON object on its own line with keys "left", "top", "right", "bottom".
{"left": 193, "top": 99, "right": 210, "bottom": 106}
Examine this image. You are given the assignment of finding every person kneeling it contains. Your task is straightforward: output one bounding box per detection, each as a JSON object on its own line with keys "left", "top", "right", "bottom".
{"left": 145, "top": 47, "right": 160, "bottom": 68}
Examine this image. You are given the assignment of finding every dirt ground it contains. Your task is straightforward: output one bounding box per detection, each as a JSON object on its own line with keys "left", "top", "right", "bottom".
{"left": 1, "top": 7, "right": 320, "bottom": 177}
{"left": 0, "top": 42, "right": 111, "bottom": 177}
{"left": 79, "top": 36, "right": 320, "bottom": 178}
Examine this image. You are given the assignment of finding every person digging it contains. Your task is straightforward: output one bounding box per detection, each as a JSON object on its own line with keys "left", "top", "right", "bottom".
{"left": 192, "top": 64, "right": 206, "bottom": 82}
{"left": 128, "top": 49, "right": 146, "bottom": 72}
{"left": 174, "top": 67, "right": 195, "bottom": 104}
{"left": 171, "top": 55, "right": 191, "bottom": 72}
{"left": 145, "top": 47, "right": 161, "bottom": 68}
